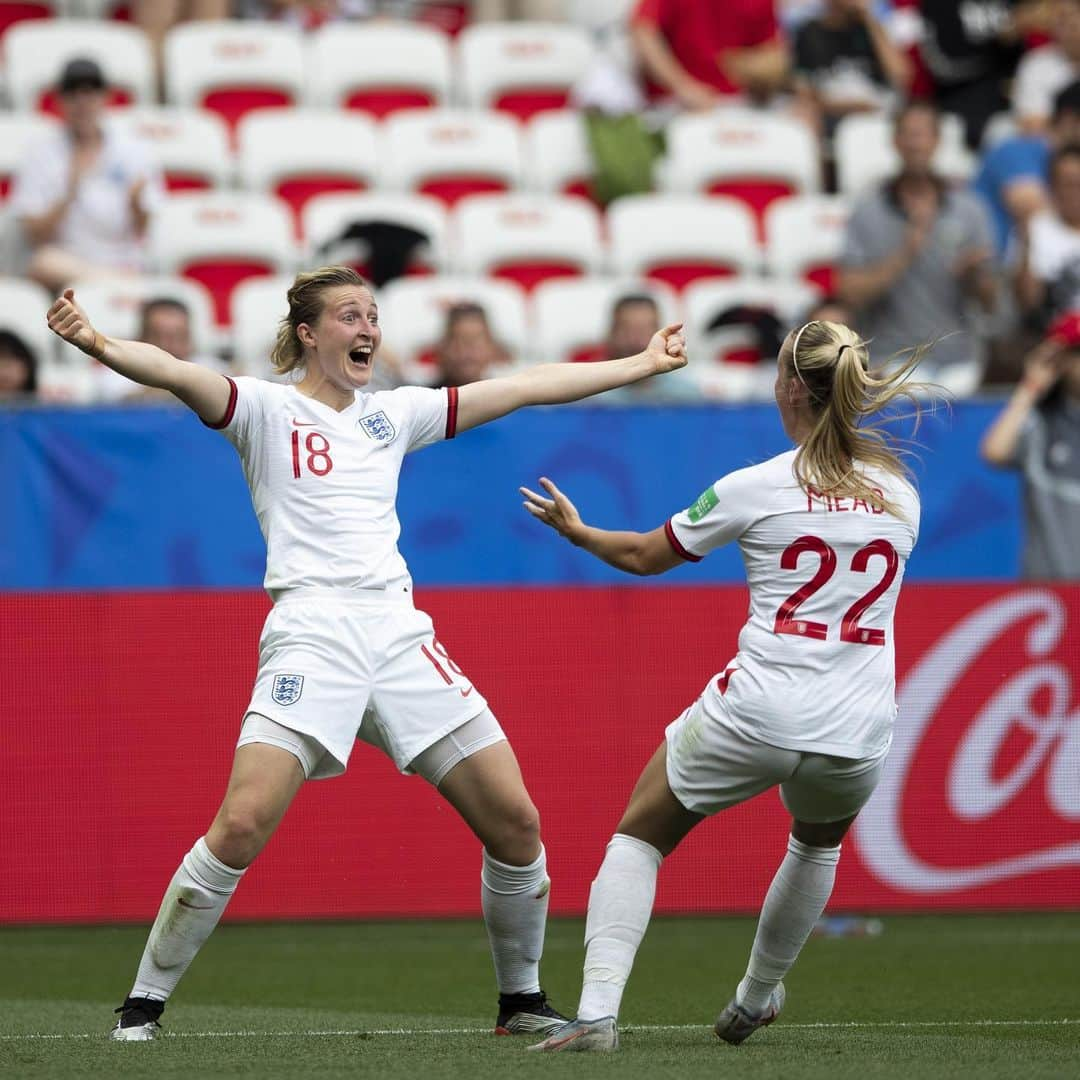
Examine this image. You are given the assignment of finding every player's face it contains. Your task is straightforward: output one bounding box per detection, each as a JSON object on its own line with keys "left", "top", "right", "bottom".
{"left": 305, "top": 286, "right": 382, "bottom": 390}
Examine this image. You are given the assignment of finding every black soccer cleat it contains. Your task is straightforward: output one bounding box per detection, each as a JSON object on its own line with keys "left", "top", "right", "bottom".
{"left": 110, "top": 995, "right": 165, "bottom": 1041}
{"left": 494, "top": 990, "right": 568, "bottom": 1035}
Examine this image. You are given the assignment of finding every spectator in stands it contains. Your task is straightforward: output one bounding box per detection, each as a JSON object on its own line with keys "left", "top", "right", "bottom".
{"left": 1014, "top": 0, "right": 1080, "bottom": 134}
{"left": 0, "top": 330, "right": 38, "bottom": 403}
{"left": 805, "top": 294, "right": 855, "bottom": 325}
{"left": 837, "top": 100, "right": 998, "bottom": 393}
{"left": 133, "top": 1, "right": 229, "bottom": 85}
{"left": 472, "top": 0, "right": 567, "bottom": 20}
{"left": 980, "top": 315, "right": 1080, "bottom": 578}
{"left": 793, "top": 0, "right": 912, "bottom": 139}
{"left": 1014, "top": 143, "right": 1080, "bottom": 329}
{"left": 629, "top": 0, "right": 789, "bottom": 110}
{"left": 432, "top": 303, "right": 511, "bottom": 388}
{"left": 239, "top": 0, "right": 421, "bottom": 22}
{"left": 974, "top": 79, "right": 1080, "bottom": 257}
{"left": 11, "top": 59, "right": 164, "bottom": 294}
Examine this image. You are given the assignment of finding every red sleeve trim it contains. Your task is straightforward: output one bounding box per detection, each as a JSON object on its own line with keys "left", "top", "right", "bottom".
{"left": 665, "top": 518, "right": 702, "bottom": 563}
{"left": 445, "top": 385, "right": 458, "bottom": 440}
{"left": 202, "top": 376, "right": 238, "bottom": 430}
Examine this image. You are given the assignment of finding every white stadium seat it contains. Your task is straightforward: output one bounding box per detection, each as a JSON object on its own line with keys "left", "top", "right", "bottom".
{"left": 163, "top": 20, "right": 305, "bottom": 136}
{"left": 0, "top": 277, "right": 61, "bottom": 394}
{"left": 764, "top": 195, "right": 851, "bottom": 294}
{"left": 660, "top": 109, "right": 821, "bottom": 238}
{"left": 381, "top": 108, "right": 524, "bottom": 207}
{"left": 231, "top": 274, "right": 293, "bottom": 381}
{"left": 524, "top": 110, "right": 594, "bottom": 197}
{"left": 834, "top": 111, "right": 974, "bottom": 196}
{"left": 451, "top": 193, "right": 603, "bottom": 292}
{"left": 378, "top": 275, "right": 528, "bottom": 377}
{"left": 682, "top": 276, "right": 821, "bottom": 399}
{"left": 5, "top": 20, "right": 154, "bottom": 113}
{"left": 0, "top": 113, "right": 58, "bottom": 200}
{"left": 54, "top": 275, "right": 218, "bottom": 401}
{"left": 529, "top": 276, "right": 680, "bottom": 365}
{"left": 236, "top": 110, "right": 379, "bottom": 234}
{"left": 302, "top": 192, "right": 449, "bottom": 279}
{"left": 148, "top": 192, "right": 295, "bottom": 329}
{"left": 304, "top": 22, "right": 451, "bottom": 118}
{"left": 607, "top": 194, "right": 761, "bottom": 292}
{"left": 456, "top": 22, "right": 593, "bottom": 122}
{"left": 107, "top": 108, "right": 232, "bottom": 193}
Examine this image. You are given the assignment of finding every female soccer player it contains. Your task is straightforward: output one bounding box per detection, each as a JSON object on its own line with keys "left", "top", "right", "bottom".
{"left": 523, "top": 319, "right": 927, "bottom": 1052}
{"left": 46, "top": 266, "right": 687, "bottom": 1041}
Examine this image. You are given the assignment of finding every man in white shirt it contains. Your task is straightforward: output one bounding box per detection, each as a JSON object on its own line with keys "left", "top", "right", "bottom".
{"left": 1013, "top": 0, "right": 1080, "bottom": 134}
{"left": 11, "top": 58, "right": 164, "bottom": 292}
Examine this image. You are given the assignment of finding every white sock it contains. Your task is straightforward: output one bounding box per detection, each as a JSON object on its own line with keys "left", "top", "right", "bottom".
{"left": 130, "top": 837, "right": 245, "bottom": 1001}
{"left": 481, "top": 845, "right": 549, "bottom": 995}
{"left": 577, "top": 833, "right": 662, "bottom": 1022}
{"left": 737, "top": 834, "right": 841, "bottom": 1015}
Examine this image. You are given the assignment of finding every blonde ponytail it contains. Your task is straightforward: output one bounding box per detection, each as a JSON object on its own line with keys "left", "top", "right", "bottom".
{"left": 270, "top": 265, "right": 371, "bottom": 375}
{"left": 783, "top": 320, "right": 940, "bottom": 519}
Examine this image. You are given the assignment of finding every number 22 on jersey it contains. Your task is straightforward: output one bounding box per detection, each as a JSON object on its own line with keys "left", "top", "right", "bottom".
{"left": 774, "top": 536, "right": 899, "bottom": 646}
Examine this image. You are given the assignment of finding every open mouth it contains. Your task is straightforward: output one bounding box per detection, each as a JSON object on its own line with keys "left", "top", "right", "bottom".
{"left": 348, "top": 346, "right": 372, "bottom": 368}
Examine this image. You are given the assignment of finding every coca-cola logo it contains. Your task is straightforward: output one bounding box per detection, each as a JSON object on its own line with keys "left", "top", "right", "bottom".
{"left": 855, "top": 590, "right": 1080, "bottom": 892}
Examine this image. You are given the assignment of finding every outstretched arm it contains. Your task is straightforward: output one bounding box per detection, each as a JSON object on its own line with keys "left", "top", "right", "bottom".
{"left": 454, "top": 325, "right": 687, "bottom": 434}
{"left": 520, "top": 477, "right": 684, "bottom": 577}
{"left": 47, "top": 289, "right": 232, "bottom": 424}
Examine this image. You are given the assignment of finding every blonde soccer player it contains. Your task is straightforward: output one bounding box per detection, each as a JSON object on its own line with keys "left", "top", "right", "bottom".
{"left": 523, "top": 319, "right": 928, "bottom": 1052}
{"left": 46, "top": 267, "right": 687, "bottom": 1041}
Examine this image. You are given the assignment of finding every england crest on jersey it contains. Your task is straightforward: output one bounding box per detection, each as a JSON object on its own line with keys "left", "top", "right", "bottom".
{"left": 359, "top": 410, "right": 396, "bottom": 442}
{"left": 272, "top": 674, "right": 304, "bottom": 706}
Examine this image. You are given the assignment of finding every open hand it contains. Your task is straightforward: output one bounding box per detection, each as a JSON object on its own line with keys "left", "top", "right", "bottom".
{"left": 645, "top": 323, "right": 688, "bottom": 375}
{"left": 46, "top": 289, "right": 98, "bottom": 354}
{"left": 520, "top": 477, "right": 583, "bottom": 542}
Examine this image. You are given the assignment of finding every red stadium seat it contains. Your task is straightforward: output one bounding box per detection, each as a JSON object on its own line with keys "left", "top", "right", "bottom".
{"left": 524, "top": 110, "right": 594, "bottom": 199}
{"left": 607, "top": 195, "right": 761, "bottom": 293}
{"left": 305, "top": 23, "right": 451, "bottom": 118}
{"left": 764, "top": 195, "right": 852, "bottom": 295}
{"left": 0, "top": 1, "right": 54, "bottom": 40}
{"left": 148, "top": 193, "right": 295, "bottom": 329}
{"left": 108, "top": 107, "right": 232, "bottom": 193}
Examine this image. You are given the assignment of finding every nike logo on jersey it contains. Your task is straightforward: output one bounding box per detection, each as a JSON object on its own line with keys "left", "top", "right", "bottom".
{"left": 177, "top": 897, "right": 215, "bottom": 910}
{"left": 291, "top": 418, "right": 320, "bottom": 427}
{"left": 460, "top": 686, "right": 474, "bottom": 697}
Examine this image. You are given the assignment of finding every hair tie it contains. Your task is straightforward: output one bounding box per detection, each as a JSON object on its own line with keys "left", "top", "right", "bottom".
{"left": 836, "top": 343, "right": 851, "bottom": 361}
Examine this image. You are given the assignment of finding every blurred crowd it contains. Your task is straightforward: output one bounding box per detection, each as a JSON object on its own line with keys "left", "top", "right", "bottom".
{"left": 0, "top": 1, "right": 1078, "bottom": 577}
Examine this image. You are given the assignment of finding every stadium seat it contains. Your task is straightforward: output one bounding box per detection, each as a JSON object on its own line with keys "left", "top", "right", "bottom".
{"left": 0, "top": 1, "right": 55, "bottom": 41}
{"left": 54, "top": 275, "right": 218, "bottom": 401}
{"left": 451, "top": 193, "right": 603, "bottom": 293}
{"left": 107, "top": 108, "right": 232, "bottom": 192}
{"left": 456, "top": 22, "right": 593, "bottom": 122}
{"left": 381, "top": 108, "right": 524, "bottom": 207}
{"left": 301, "top": 192, "right": 449, "bottom": 280}
{"left": 237, "top": 110, "right": 379, "bottom": 236}
{"left": 659, "top": 110, "right": 821, "bottom": 240}
{"left": 67, "top": 1, "right": 133, "bottom": 17}
{"left": 607, "top": 194, "right": 761, "bottom": 292}
{"left": 304, "top": 22, "right": 451, "bottom": 117}
{"left": 0, "top": 276, "right": 60, "bottom": 393}
{"left": 163, "top": 20, "right": 305, "bottom": 136}
{"left": 529, "top": 276, "right": 681, "bottom": 365}
{"left": 524, "top": 110, "right": 594, "bottom": 198}
{"left": 378, "top": 275, "right": 528, "bottom": 376}
{"left": 764, "top": 195, "right": 851, "bottom": 295}
{"left": 148, "top": 192, "right": 295, "bottom": 329}
{"left": 231, "top": 274, "right": 292, "bottom": 381}
{"left": 682, "top": 276, "right": 820, "bottom": 398}
{"left": 834, "top": 111, "right": 974, "bottom": 196}
{"left": 5, "top": 20, "right": 154, "bottom": 113}
{"left": 0, "top": 113, "right": 58, "bottom": 200}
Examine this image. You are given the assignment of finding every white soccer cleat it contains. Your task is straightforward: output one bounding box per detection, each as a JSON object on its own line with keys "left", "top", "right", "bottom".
{"left": 527, "top": 1016, "right": 619, "bottom": 1052}
{"left": 110, "top": 996, "right": 164, "bottom": 1041}
{"left": 714, "top": 981, "right": 785, "bottom": 1045}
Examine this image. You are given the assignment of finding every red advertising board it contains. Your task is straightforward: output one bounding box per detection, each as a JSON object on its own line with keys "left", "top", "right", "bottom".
{"left": 2, "top": 585, "right": 1077, "bottom": 922}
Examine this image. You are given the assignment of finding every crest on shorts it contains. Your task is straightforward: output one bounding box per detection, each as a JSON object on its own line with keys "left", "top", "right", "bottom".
{"left": 359, "top": 410, "right": 396, "bottom": 442}
{"left": 272, "top": 674, "right": 304, "bottom": 706}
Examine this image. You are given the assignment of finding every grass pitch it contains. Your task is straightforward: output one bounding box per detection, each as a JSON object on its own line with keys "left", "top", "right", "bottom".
{"left": 1, "top": 915, "right": 1077, "bottom": 1079}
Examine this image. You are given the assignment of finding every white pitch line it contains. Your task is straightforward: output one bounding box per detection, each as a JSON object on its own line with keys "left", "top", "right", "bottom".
{"left": 2, "top": 1019, "right": 1078, "bottom": 1042}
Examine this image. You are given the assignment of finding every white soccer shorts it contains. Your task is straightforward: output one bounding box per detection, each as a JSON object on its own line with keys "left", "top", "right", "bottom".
{"left": 665, "top": 697, "right": 888, "bottom": 822}
{"left": 236, "top": 587, "right": 495, "bottom": 780}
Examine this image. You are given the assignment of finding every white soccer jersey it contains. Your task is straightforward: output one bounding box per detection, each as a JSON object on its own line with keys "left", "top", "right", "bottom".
{"left": 666, "top": 449, "right": 920, "bottom": 759}
{"left": 207, "top": 376, "right": 458, "bottom": 594}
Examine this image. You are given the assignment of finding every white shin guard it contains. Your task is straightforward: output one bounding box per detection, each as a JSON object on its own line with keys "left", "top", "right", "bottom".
{"left": 481, "top": 845, "right": 550, "bottom": 996}
{"left": 131, "top": 837, "right": 245, "bottom": 1001}
{"left": 578, "top": 833, "right": 663, "bottom": 1022}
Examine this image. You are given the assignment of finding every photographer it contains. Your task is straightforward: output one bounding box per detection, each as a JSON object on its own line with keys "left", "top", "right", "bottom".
{"left": 981, "top": 311, "right": 1080, "bottom": 580}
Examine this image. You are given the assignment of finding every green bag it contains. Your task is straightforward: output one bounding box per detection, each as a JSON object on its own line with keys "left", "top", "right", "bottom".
{"left": 582, "top": 111, "right": 665, "bottom": 206}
